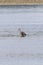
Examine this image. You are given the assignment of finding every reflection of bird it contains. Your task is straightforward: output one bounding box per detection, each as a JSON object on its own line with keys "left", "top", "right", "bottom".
{"left": 18, "top": 28, "right": 26, "bottom": 37}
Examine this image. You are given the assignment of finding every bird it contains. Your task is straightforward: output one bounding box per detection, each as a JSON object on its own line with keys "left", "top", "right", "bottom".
{"left": 18, "top": 28, "right": 26, "bottom": 37}
{"left": 20, "top": 31, "right": 26, "bottom": 37}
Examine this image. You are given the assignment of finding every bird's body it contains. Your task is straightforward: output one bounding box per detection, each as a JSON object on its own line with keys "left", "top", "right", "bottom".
{"left": 18, "top": 28, "right": 26, "bottom": 37}
{"left": 20, "top": 31, "right": 26, "bottom": 37}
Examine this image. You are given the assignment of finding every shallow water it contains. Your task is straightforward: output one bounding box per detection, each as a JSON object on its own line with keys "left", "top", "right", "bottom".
{"left": 0, "top": 37, "right": 43, "bottom": 65}
{"left": 0, "top": 5, "right": 43, "bottom": 65}
{"left": 0, "top": 6, "right": 43, "bottom": 37}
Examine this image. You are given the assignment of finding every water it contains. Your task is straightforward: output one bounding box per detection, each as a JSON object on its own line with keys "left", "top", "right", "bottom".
{"left": 0, "top": 5, "right": 43, "bottom": 37}
{"left": 0, "top": 37, "right": 43, "bottom": 65}
{"left": 0, "top": 5, "right": 43, "bottom": 65}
